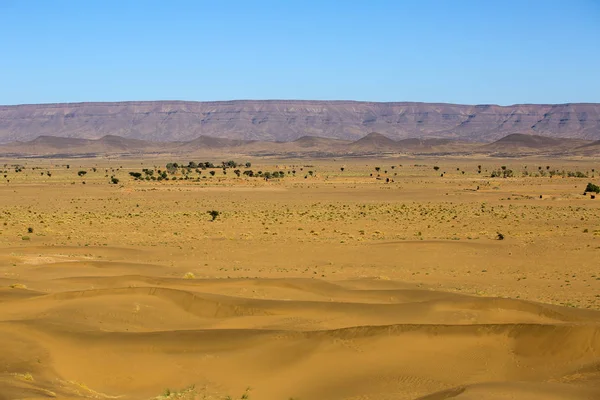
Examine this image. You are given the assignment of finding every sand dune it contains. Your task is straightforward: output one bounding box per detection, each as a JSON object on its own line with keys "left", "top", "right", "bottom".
{"left": 2, "top": 256, "right": 600, "bottom": 399}
{"left": 417, "top": 381, "right": 600, "bottom": 400}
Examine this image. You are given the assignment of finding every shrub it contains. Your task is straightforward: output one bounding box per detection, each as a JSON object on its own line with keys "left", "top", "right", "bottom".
{"left": 585, "top": 182, "right": 600, "bottom": 193}
{"left": 496, "top": 232, "right": 505, "bottom": 240}
{"left": 78, "top": 170, "right": 87, "bottom": 176}
{"left": 208, "top": 210, "right": 220, "bottom": 221}
{"left": 110, "top": 177, "right": 119, "bottom": 184}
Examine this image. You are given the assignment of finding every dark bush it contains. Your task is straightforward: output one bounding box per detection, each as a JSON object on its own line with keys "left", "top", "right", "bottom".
{"left": 585, "top": 182, "right": 600, "bottom": 193}
{"left": 208, "top": 210, "right": 220, "bottom": 221}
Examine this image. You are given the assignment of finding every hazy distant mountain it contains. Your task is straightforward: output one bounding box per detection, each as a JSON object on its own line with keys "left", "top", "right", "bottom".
{"left": 0, "top": 134, "right": 167, "bottom": 155}
{"left": 481, "top": 133, "right": 592, "bottom": 154}
{"left": 2, "top": 132, "right": 596, "bottom": 157}
{"left": 1, "top": 101, "right": 599, "bottom": 144}
{"left": 347, "top": 132, "right": 400, "bottom": 152}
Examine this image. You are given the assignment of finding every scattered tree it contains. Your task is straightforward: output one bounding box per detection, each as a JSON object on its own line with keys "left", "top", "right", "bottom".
{"left": 208, "top": 210, "right": 220, "bottom": 221}
{"left": 585, "top": 182, "right": 600, "bottom": 194}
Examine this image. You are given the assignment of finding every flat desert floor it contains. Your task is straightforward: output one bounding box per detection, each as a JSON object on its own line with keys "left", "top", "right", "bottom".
{"left": 0, "top": 156, "right": 599, "bottom": 400}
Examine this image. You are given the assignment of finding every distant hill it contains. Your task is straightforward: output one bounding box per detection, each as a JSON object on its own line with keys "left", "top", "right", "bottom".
{"left": 0, "top": 135, "right": 165, "bottom": 155}
{"left": 1, "top": 132, "right": 599, "bottom": 157}
{"left": 569, "top": 139, "right": 600, "bottom": 156}
{"left": 1, "top": 101, "right": 600, "bottom": 144}
{"left": 347, "top": 132, "right": 400, "bottom": 152}
{"left": 481, "top": 133, "right": 592, "bottom": 154}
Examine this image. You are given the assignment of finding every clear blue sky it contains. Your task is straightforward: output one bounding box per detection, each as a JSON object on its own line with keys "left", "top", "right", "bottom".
{"left": 1, "top": 0, "right": 599, "bottom": 105}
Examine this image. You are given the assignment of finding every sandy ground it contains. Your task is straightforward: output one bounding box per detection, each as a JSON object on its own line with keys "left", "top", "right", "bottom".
{"left": 0, "top": 156, "right": 599, "bottom": 400}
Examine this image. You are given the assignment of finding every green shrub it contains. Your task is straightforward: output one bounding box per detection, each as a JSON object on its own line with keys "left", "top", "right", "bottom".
{"left": 585, "top": 182, "right": 600, "bottom": 193}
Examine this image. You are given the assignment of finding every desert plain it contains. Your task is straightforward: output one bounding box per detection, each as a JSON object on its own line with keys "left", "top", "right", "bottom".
{"left": 1, "top": 155, "right": 599, "bottom": 400}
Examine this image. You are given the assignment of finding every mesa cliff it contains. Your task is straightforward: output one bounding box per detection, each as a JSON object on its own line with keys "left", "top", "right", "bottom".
{"left": 1, "top": 100, "right": 599, "bottom": 143}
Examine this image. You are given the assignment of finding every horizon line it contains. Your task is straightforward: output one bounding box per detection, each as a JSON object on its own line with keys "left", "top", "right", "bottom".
{"left": 2, "top": 99, "right": 599, "bottom": 108}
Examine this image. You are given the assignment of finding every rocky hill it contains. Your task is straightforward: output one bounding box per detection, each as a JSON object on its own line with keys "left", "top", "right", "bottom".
{"left": 3, "top": 132, "right": 598, "bottom": 158}
{"left": 1, "top": 101, "right": 599, "bottom": 144}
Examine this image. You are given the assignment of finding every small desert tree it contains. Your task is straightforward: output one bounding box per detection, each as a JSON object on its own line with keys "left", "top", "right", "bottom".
{"left": 208, "top": 210, "right": 220, "bottom": 221}
{"left": 585, "top": 182, "right": 600, "bottom": 194}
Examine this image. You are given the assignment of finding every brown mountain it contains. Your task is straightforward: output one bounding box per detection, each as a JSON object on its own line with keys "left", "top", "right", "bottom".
{"left": 347, "top": 132, "right": 400, "bottom": 152}
{"left": 0, "top": 135, "right": 165, "bottom": 155}
{"left": 569, "top": 139, "right": 600, "bottom": 156}
{"left": 481, "top": 133, "right": 593, "bottom": 154}
{"left": 0, "top": 132, "right": 597, "bottom": 157}
{"left": 1, "top": 101, "right": 599, "bottom": 144}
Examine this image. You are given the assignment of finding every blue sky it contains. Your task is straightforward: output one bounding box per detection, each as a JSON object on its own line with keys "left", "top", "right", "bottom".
{"left": 1, "top": 0, "right": 599, "bottom": 105}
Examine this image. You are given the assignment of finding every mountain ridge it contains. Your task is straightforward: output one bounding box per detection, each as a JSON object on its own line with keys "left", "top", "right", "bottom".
{"left": 1, "top": 100, "right": 600, "bottom": 143}
{"left": 1, "top": 132, "right": 598, "bottom": 157}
